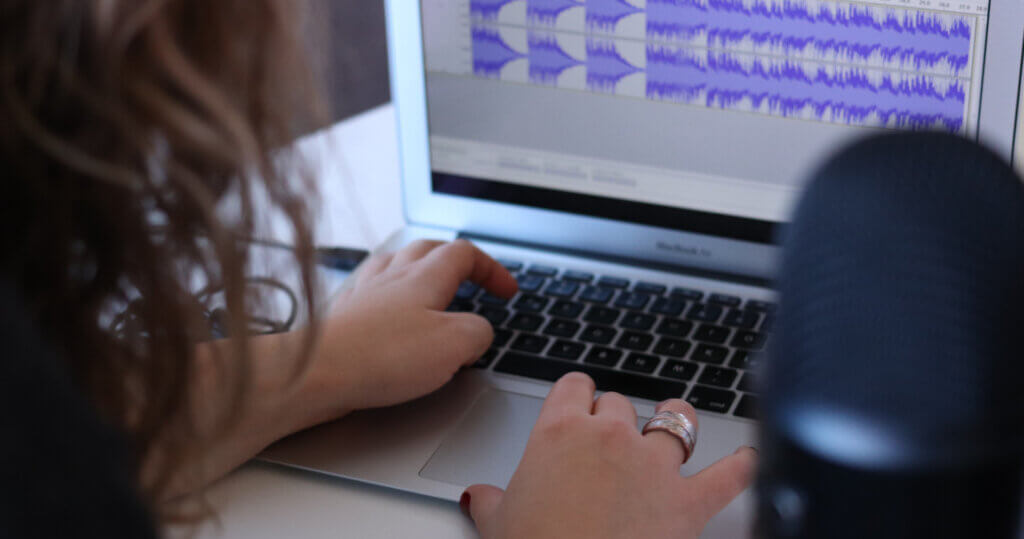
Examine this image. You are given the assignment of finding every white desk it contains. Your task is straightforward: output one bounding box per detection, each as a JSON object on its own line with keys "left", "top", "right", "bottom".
{"left": 184, "top": 105, "right": 479, "bottom": 538}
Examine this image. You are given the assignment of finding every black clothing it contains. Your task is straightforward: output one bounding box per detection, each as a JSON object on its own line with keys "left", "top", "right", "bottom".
{"left": 0, "top": 284, "right": 156, "bottom": 538}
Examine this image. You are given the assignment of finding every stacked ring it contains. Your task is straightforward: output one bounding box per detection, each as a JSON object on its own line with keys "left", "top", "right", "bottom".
{"left": 641, "top": 410, "right": 698, "bottom": 464}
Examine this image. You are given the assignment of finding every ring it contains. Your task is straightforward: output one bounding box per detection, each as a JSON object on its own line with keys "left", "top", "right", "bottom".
{"left": 642, "top": 411, "right": 698, "bottom": 464}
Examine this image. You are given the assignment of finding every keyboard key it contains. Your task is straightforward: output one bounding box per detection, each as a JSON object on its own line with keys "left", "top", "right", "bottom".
{"left": 580, "top": 325, "right": 617, "bottom": 345}
{"left": 584, "top": 306, "right": 621, "bottom": 325}
{"left": 746, "top": 300, "right": 777, "bottom": 312}
{"left": 709, "top": 293, "right": 741, "bottom": 307}
{"left": 670, "top": 287, "right": 704, "bottom": 301}
{"left": 473, "top": 348, "right": 499, "bottom": 369}
{"left": 655, "top": 318, "right": 693, "bottom": 337}
{"left": 729, "top": 350, "right": 760, "bottom": 370}
{"left": 597, "top": 276, "right": 629, "bottom": 288}
{"left": 722, "top": 309, "right": 760, "bottom": 329}
{"left": 738, "top": 372, "right": 758, "bottom": 393}
{"left": 732, "top": 330, "right": 766, "bottom": 350}
{"left": 692, "top": 344, "right": 729, "bottom": 364}
{"left": 516, "top": 273, "right": 546, "bottom": 293}
{"left": 544, "top": 319, "right": 581, "bottom": 338}
{"left": 544, "top": 280, "right": 579, "bottom": 298}
{"left": 563, "top": 270, "right": 594, "bottom": 283}
{"left": 514, "top": 294, "right": 549, "bottom": 314}
{"left": 579, "top": 286, "right": 614, "bottom": 304}
{"left": 585, "top": 346, "right": 623, "bottom": 366}
{"left": 694, "top": 324, "right": 731, "bottom": 344}
{"left": 698, "top": 366, "right": 739, "bottom": 388}
{"left": 686, "top": 385, "right": 737, "bottom": 414}
{"left": 508, "top": 313, "right": 544, "bottom": 332}
{"left": 528, "top": 265, "right": 557, "bottom": 277}
{"left": 496, "top": 352, "right": 687, "bottom": 401}
{"left": 447, "top": 300, "right": 474, "bottom": 312}
{"left": 479, "top": 293, "right": 509, "bottom": 306}
{"left": 653, "top": 337, "right": 691, "bottom": 357}
{"left": 493, "top": 329, "right": 513, "bottom": 347}
{"left": 659, "top": 360, "right": 699, "bottom": 381}
{"left": 622, "top": 353, "right": 660, "bottom": 374}
{"left": 455, "top": 282, "right": 480, "bottom": 300}
{"left": 650, "top": 297, "right": 686, "bottom": 316}
{"left": 498, "top": 259, "right": 523, "bottom": 272}
{"left": 510, "top": 334, "right": 549, "bottom": 354}
{"left": 477, "top": 306, "right": 510, "bottom": 326}
{"left": 548, "top": 340, "right": 585, "bottom": 361}
{"left": 734, "top": 394, "right": 759, "bottom": 419}
{"left": 619, "top": 312, "right": 656, "bottom": 330}
{"left": 549, "top": 300, "right": 584, "bottom": 319}
{"left": 761, "top": 314, "right": 775, "bottom": 332}
{"left": 614, "top": 292, "right": 651, "bottom": 311}
{"left": 634, "top": 282, "right": 667, "bottom": 294}
{"left": 686, "top": 303, "right": 723, "bottom": 322}
{"left": 617, "top": 331, "right": 653, "bottom": 351}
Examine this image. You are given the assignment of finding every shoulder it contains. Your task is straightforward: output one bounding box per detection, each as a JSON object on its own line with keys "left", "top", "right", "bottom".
{"left": 0, "top": 283, "right": 157, "bottom": 538}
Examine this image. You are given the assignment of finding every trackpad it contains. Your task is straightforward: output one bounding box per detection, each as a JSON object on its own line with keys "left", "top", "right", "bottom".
{"left": 420, "top": 389, "right": 542, "bottom": 488}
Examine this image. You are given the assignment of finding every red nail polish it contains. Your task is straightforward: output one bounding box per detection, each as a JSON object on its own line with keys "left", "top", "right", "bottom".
{"left": 459, "top": 491, "right": 471, "bottom": 517}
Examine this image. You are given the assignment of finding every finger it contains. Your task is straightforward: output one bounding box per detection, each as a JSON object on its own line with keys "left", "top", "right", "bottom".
{"left": 644, "top": 399, "right": 699, "bottom": 467}
{"left": 352, "top": 252, "right": 393, "bottom": 287}
{"left": 417, "top": 240, "right": 518, "bottom": 304}
{"left": 462, "top": 484, "right": 505, "bottom": 536}
{"left": 685, "top": 446, "right": 758, "bottom": 519}
{"left": 387, "top": 239, "right": 445, "bottom": 269}
{"left": 538, "top": 372, "right": 596, "bottom": 421}
{"left": 435, "top": 311, "right": 494, "bottom": 366}
{"left": 591, "top": 392, "right": 638, "bottom": 426}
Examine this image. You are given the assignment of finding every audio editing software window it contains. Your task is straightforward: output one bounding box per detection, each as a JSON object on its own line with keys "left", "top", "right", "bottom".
{"left": 421, "top": 0, "right": 990, "bottom": 221}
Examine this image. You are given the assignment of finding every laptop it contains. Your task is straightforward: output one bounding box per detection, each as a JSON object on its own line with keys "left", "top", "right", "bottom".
{"left": 262, "top": 0, "right": 1024, "bottom": 536}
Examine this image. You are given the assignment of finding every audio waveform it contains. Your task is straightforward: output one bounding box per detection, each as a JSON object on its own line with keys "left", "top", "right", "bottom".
{"left": 470, "top": 0, "right": 522, "bottom": 20}
{"left": 586, "top": 39, "right": 643, "bottom": 90}
{"left": 646, "top": 46, "right": 965, "bottom": 131}
{"left": 646, "top": 0, "right": 973, "bottom": 73}
{"left": 471, "top": 26, "right": 525, "bottom": 77}
{"left": 528, "top": 33, "right": 584, "bottom": 83}
{"left": 528, "top": 0, "right": 584, "bottom": 24}
{"left": 586, "top": 0, "right": 643, "bottom": 30}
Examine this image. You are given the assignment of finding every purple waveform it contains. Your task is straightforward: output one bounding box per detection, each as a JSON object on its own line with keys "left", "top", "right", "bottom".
{"left": 529, "top": 33, "right": 584, "bottom": 83}
{"left": 586, "top": 39, "right": 642, "bottom": 91}
{"left": 470, "top": 0, "right": 523, "bottom": 19}
{"left": 528, "top": 0, "right": 584, "bottom": 24}
{"left": 647, "top": 0, "right": 973, "bottom": 73}
{"left": 646, "top": 46, "right": 965, "bottom": 131}
{"left": 586, "top": 0, "right": 643, "bottom": 30}
{"left": 472, "top": 26, "right": 525, "bottom": 77}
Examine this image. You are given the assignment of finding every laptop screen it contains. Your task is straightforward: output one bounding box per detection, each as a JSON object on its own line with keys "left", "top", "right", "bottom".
{"left": 419, "top": 0, "right": 991, "bottom": 243}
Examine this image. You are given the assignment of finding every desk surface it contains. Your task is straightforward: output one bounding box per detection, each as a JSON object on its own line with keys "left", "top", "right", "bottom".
{"left": 182, "top": 105, "right": 479, "bottom": 538}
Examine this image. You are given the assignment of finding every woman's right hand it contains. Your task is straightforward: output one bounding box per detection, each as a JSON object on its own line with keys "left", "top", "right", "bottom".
{"left": 462, "top": 372, "right": 756, "bottom": 539}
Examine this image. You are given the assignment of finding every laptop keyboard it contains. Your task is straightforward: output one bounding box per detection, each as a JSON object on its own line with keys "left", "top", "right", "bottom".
{"left": 449, "top": 259, "right": 771, "bottom": 420}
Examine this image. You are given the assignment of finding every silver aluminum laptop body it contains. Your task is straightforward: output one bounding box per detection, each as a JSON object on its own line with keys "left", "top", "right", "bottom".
{"left": 263, "top": 1, "right": 1024, "bottom": 536}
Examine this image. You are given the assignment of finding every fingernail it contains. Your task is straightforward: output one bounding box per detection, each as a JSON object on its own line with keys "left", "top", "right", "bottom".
{"left": 739, "top": 445, "right": 759, "bottom": 455}
{"left": 459, "top": 491, "right": 471, "bottom": 517}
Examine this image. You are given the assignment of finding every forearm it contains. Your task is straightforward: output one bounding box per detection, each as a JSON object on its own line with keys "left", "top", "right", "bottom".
{"left": 155, "top": 328, "right": 351, "bottom": 499}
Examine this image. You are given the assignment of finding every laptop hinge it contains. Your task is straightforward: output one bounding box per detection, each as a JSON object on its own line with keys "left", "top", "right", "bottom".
{"left": 457, "top": 231, "right": 774, "bottom": 289}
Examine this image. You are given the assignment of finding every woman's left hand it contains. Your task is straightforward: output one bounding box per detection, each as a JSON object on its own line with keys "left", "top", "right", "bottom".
{"left": 298, "top": 239, "right": 518, "bottom": 424}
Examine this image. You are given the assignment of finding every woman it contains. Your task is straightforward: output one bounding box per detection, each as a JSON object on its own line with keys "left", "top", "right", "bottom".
{"left": 0, "top": 1, "right": 755, "bottom": 537}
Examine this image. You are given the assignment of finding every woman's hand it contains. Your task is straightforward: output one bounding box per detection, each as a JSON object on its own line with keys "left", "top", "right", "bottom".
{"left": 303, "top": 239, "right": 517, "bottom": 420}
{"left": 462, "top": 373, "right": 757, "bottom": 539}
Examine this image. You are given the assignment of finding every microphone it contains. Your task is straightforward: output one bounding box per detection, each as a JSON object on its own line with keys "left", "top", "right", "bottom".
{"left": 756, "top": 132, "right": 1024, "bottom": 538}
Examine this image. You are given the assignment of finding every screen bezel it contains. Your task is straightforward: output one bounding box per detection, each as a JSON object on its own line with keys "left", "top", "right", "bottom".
{"left": 386, "top": 0, "right": 1023, "bottom": 280}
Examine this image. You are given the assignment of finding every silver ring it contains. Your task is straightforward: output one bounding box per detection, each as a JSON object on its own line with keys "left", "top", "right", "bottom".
{"left": 642, "top": 411, "right": 698, "bottom": 464}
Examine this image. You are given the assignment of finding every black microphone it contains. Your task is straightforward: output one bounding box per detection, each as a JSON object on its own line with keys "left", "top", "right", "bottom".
{"left": 757, "top": 132, "right": 1024, "bottom": 538}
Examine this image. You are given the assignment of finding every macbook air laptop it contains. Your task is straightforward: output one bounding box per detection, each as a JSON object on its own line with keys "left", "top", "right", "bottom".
{"left": 262, "top": 0, "right": 1024, "bottom": 536}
